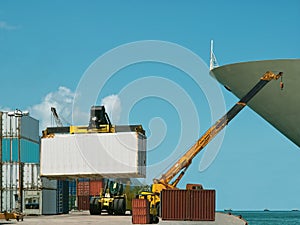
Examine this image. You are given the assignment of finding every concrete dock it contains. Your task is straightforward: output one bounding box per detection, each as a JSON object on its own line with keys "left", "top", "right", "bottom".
{"left": 1, "top": 211, "right": 247, "bottom": 225}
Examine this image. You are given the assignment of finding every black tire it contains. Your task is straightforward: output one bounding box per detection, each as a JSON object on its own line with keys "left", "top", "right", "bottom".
{"left": 90, "top": 197, "right": 101, "bottom": 215}
{"left": 89, "top": 197, "right": 96, "bottom": 215}
{"left": 107, "top": 209, "right": 114, "bottom": 215}
{"left": 95, "top": 198, "right": 102, "bottom": 215}
{"left": 113, "top": 199, "right": 119, "bottom": 215}
{"left": 118, "top": 198, "right": 126, "bottom": 215}
{"left": 156, "top": 203, "right": 161, "bottom": 217}
{"left": 152, "top": 216, "right": 159, "bottom": 224}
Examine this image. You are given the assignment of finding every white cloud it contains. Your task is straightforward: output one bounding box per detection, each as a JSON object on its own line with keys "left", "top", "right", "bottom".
{"left": 0, "top": 21, "right": 18, "bottom": 30}
{"left": 28, "top": 86, "right": 75, "bottom": 131}
{"left": 101, "top": 95, "right": 122, "bottom": 123}
{"left": 2, "top": 90, "right": 122, "bottom": 133}
{"left": 0, "top": 106, "right": 12, "bottom": 112}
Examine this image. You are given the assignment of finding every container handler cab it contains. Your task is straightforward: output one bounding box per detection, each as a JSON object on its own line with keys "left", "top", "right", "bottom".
{"left": 43, "top": 105, "right": 145, "bottom": 137}
{"left": 136, "top": 71, "right": 283, "bottom": 223}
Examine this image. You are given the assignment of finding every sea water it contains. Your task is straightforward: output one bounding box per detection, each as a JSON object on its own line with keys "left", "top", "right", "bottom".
{"left": 232, "top": 211, "right": 300, "bottom": 225}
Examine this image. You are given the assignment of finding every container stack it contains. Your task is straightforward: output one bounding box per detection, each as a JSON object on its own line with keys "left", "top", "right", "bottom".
{"left": 1, "top": 111, "right": 70, "bottom": 215}
{"left": 89, "top": 179, "right": 103, "bottom": 196}
{"left": 76, "top": 178, "right": 103, "bottom": 211}
{"left": 132, "top": 199, "right": 150, "bottom": 224}
{"left": 77, "top": 179, "right": 90, "bottom": 211}
{"left": 2, "top": 163, "right": 41, "bottom": 212}
{"left": 0, "top": 112, "right": 40, "bottom": 163}
{"left": 23, "top": 177, "right": 70, "bottom": 215}
{"left": 0, "top": 111, "right": 40, "bottom": 213}
{"left": 161, "top": 189, "right": 215, "bottom": 221}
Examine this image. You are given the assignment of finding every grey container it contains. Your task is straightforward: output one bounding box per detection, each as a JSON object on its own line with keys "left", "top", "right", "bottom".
{"left": 41, "top": 177, "right": 58, "bottom": 190}
{"left": 42, "top": 189, "right": 57, "bottom": 215}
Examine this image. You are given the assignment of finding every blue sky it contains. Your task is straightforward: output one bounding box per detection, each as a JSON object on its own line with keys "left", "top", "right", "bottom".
{"left": 0, "top": 1, "right": 299, "bottom": 210}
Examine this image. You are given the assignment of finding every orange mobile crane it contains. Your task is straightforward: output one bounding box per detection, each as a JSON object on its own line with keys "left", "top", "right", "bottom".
{"left": 138, "top": 71, "right": 283, "bottom": 223}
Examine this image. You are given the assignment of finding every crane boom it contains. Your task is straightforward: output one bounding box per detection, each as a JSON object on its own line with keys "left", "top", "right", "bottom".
{"left": 153, "top": 71, "right": 282, "bottom": 189}
{"left": 51, "top": 107, "right": 63, "bottom": 127}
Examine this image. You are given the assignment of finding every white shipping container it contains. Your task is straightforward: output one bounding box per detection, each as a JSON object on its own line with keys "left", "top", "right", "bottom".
{"left": 40, "top": 132, "right": 146, "bottom": 178}
{"left": 2, "top": 162, "right": 19, "bottom": 190}
{"left": 2, "top": 162, "right": 41, "bottom": 190}
{"left": 2, "top": 190, "right": 18, "bottom": 211}
{"left": 23, "top": 190, "right": 42, "bottom": 215}
{"left": 23, "top": 163, "right": 42, "bottom": 189}
{"left": 1, "top": 112, "right": 39, "bottom": 142}
{"left": 1, "top": 112, "right": 18, "bottom": 137}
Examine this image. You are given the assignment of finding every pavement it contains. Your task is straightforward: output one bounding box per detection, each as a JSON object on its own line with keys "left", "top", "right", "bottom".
{"left": 0, "top": 211, "right": 247, "bottom": 225}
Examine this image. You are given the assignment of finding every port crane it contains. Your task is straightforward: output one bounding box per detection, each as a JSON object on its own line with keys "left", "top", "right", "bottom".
{"left": 51, "top": 107, "right": 63, "bottom": 127}
{"left": 138, "top": 71, "right": 283, "bottom": 223}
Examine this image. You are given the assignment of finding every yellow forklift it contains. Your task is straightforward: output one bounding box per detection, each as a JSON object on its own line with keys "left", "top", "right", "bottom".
{"left": 90, "top": 179, "right": 128, "bottom": 215}
{"left": 0, "top": 211, "right": 24, "bottom": 222}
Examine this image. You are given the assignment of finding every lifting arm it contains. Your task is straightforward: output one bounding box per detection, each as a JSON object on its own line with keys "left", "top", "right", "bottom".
{"left": 153, "top": 71, "right": 282, "bottom": 189}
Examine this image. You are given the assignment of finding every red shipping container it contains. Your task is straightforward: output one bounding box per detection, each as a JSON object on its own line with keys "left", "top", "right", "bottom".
{"left": 132, "top": 199, "right": 150, "bottom": 224}
{"left": 132, "top": 215, "right": 150, "bottom": 224}
{"left": 161, "top": 190, "right": 187, "bottom": 220}
{"left": 77, "top": 181, "right": 90, "bottom": 196}
{"left": 77, "top": 196, "right": 90, "bottom": 210}
{"left": 132, "top": 207, "right": 150, "bottom": 216}
{"left": 89, "top": 180, "right": 103, "bottom": 196}
{"left": 161, "top": 189, "right": 215, "bottom": 221}
{"left": 132, "top": 199, "right": 149, "bottom": 208}
{"left": 189, "top": 190, "right": 215, "bottom": 221}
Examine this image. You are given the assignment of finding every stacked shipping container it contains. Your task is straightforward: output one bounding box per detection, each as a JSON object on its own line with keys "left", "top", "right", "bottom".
{"left": 2, "top": 163, "right": 41, "bottom": 211}
{"left": 0, "top": 111, "right": 40, "bottom": 213}
{"left": 76, "top": 179, "right": 103, "bottom": 211}
{"left": 77, "top": 180, "right": 90, "bottom": 210}
{"left": 132, "top": 199, "right": 150, "bottom": 224}
{"left": 1, "top": 163, "right": 70, "bottom": 215}
{"left": 89, "top": 180, "right": 103, "bottom": 196}
{"left": 0, "top": 112, "right": 40, "bottom": 163}
{"left": 0, "top": 111, "right": 69, "bottom": 215}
